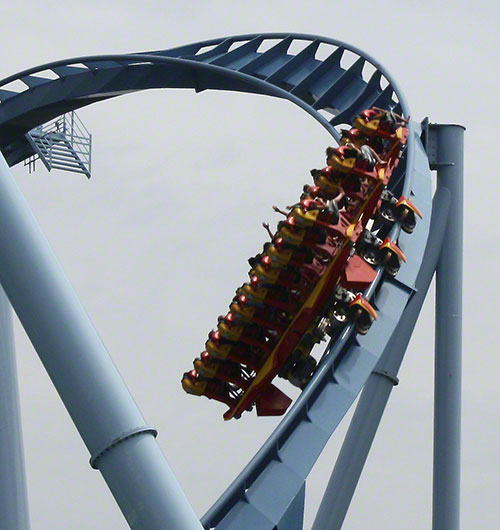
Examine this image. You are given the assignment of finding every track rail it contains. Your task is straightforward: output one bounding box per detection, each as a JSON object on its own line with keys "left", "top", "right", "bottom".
{"left": 202, "top": 122, "right": 432, "bottom": 528}
{"left": 0, "top": 34, "right": 432, "bottom": 530}
{"left": 0, "top": 33, "right": 407, "bottom": 164}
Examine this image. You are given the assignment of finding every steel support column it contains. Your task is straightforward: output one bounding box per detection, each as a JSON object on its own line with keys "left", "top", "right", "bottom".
{"left": 0, "top": 286, "right": 30, "bottom": 530}
{"left": 431, "top": 124, "right": 464, "bottom": 530}
{"left": 312, "top": 185, "right": 452, "bottom": 530}
{"left": 0, "top": 153, "right": 202, "bottom": 530}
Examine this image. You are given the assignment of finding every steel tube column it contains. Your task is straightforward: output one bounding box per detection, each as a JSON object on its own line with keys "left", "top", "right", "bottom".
{"left": 0, "top": 286, "right": 30, "bottom": 530}
{"left": 312, "top": 186, "right": 451, "bottom": 530}
{"left": 0, "top": 153, "right": 202, "bottom": 530}
{"left": 432, "top": 124, "right": 464, "bottom": 530}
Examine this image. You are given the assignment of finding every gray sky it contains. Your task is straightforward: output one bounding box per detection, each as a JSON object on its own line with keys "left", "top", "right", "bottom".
{"left": 0, "top": 1, "right": 498, "bottom": 528}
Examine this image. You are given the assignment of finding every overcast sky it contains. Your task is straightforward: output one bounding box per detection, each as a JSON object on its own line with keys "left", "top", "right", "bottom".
{"left": 0, "top": 1, "right": 498, "bottom": 528}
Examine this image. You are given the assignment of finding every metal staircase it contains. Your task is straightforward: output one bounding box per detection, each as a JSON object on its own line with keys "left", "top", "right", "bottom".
{"left": 25, "top": 111, "right": 91, "bottom": 178}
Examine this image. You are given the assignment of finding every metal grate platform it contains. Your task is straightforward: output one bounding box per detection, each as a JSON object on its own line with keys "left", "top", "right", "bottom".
{"left": 25, "top": 111, "right": 91, "bottom": 178}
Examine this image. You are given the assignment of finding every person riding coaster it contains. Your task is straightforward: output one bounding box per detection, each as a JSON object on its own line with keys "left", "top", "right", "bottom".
{"left": 230, "top": 298, "right": 291, "bottom": 328}
{"left": 225, "top": 304, "right": 290, "bottom": 333}
{"left": 283, "top": 190, "right": 344, "bottom": 225}
{"left": 267, "top": 228, "right": 343, "bottom": 279}
{"left": 236, "top": 282, "right": 302, "bottom": 314}
{"left": 247, "top": 241, "right": 272, "bottom": 269}
{"left": 265, "top": 238, "right": 314, "bottom": 269}
{"left": 301, "top": 184, "right": 323, "bottom": 199}
{"left": 340, "top": 127, "right": 387, "bottom": 155}
{"left": 340, "top": 127, "right": 369, "bottom": 149}
{"left": 263, "top": 216, "right": 340, "bottom": 264}
{"left": 249, "top": 236, "right": 314, "bottom": 272}
{"left": 310, "top": 166, "right": 344, "bottom": 199}
{"left": 325, "top": 143, "right": 386, "bottom": 179}
{"left": 249, "top": 261, "right": 317, "bottom": 296}
{"left": 259, "top": 253, "right": 328, "bottom": 292}
{"left": 372, "top": 106, "right": 408, "bottom": 127}
{"left": 181, "top": 369, "right": 237, "bottom": 408}
{"left": 310, "top": 166, "right": 363, "bottom": 204}
{"left": 249, "top": 270, "right": 315, "bottom": 305}
{"left": 205, "top": 335, "right": 264, "bottom": 371}
{"left": 208, "top": 327, "right": 273, "bottom": 364}
{"left": 215, "top": 317, "right": 277, "bottom": 355}
{"left": 256, "top": 224, "right": 332, "bottom": 278}
{"left": 276, "top": 222, "right": 340, "bottom": 261}
{"left": 259, "top": 250, "right": 317, "bottom": 278}
{"left": 272, "top": 199, "right": 346, "bottom": 241}
{"left": 193, "top": 352, "right": 251, "bottom": 392}
{"left": 354, "top": 107, "right": 409, "bottom": 140}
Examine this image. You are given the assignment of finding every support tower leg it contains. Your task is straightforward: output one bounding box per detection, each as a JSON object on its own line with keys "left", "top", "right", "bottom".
{"left": 311, "top": 186, "right": 451, "bottom": 530}
{"left": 431, "top": 123, "right": 464, "bottom": 530}
{"left": 0, "top": 153, "right": 203, "bottom": 530}
{"left": 0, "top": 286, "right": 31, "bottom": 529}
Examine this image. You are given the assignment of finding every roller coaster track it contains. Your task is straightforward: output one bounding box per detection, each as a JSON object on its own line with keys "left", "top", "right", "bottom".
{"left": 0, "top": 34, "right": 434, "bottom": 529}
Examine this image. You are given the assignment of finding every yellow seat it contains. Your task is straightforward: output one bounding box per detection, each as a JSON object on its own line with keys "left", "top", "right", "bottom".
{"left": 218, "top": 321, "right": 243, "bottom": 342}
{"left": 354, "top": 117, "right": 380, "bottom": 136}
{"left": 279, "top": 225, "right": 305, "bottom": 247}
{"left": 291, "top": 207, "right": 319, "bottom": 228}
{"left": 267, "top": 245, "right": 293, "bottom": 267}
{"left": 314, "top": 174, "right": 342, "bottom": 195}
{"left": 230, "top": 302, "right": 255, "bottom": 323}
{"left": 181, "top": 376, "right": 207, "bottom": 396}
{"left": 329, "top": 155, "right": 356, "bottom": 174}
{"left": 194, "top": 358, "right": 218, "bottom": 378}
{"left": 254, "top": 264, "right": 280, "bottom": 284}
{"left": 237, "top": 284, "right": 268, "bottom": 303}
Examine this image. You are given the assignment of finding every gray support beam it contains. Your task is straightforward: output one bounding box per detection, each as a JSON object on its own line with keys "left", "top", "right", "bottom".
{"left": 0, "top": 286, "right": 31, "bottom": 530}
{"left": 431, "top": 124, "right": 464, "bottom": 530}
{"left": 312, "top": 185, "right": 451, "bottom": 530}
{"left": 0, "top": 153, "right": 202, "bottom": 530}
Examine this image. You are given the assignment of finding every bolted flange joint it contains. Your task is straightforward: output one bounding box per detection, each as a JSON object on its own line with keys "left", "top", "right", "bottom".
{"left": 89, "top": 425, "right": 158, "bottom": 469}
{"left": 372, "top": 369, "right": 399, "bottom": 386}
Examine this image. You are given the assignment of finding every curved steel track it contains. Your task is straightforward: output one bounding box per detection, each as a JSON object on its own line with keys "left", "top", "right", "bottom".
{"left": 0, "top": 34, "right": 433, "bottom": 529}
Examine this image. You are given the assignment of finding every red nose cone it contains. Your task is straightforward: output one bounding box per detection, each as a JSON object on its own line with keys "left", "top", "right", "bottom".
{"left": 350, "top": 128, "right": 361, "bottom": 138}
{"left": 361, "top": 109, "right": 378, "bottom": 120}
{"left": 224, "top": 313, "right": 235, "bottom": 325}
{"left": 286, "top": 216, "right": 296, "bottom": 227}
{"left": 250, "top": 275, "right": 259, "bottom": 287}
{"left": 301, "top": 198, "right": 314, "bottom": 210}
{"left": 323, "top": 165, "right": 333, "bottom": 177}
{"left": 210, "top": 330, "right": 221, "bottom": 343}
{"left": 201, "top": 351, "right": 210, "bottom": 361}
{"left": 337, "top": 146, "right": 347, "bottom": 156}
{"left": 189, "top": 369, "right": 198, "bottom": 380}
{"left": 262, "top": 255, "right": 271, "bottom": 267}
{"left": 238, "top": 294, "right": 248, "bottom": 305}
